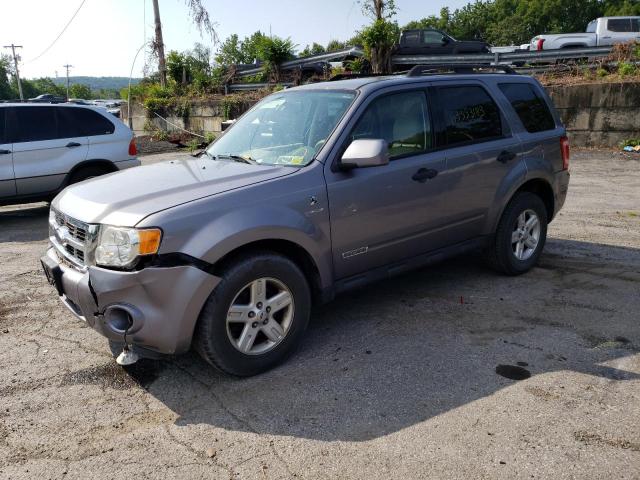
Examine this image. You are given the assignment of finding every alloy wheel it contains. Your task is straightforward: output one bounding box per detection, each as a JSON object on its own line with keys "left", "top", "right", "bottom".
{"left": 225, "top": 277, "right": 294, "bottom": 355}
{"left": 511, "top": 209, "right": 541, "bottom": 261}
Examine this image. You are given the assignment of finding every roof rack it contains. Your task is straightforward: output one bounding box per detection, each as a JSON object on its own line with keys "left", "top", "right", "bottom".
{"left": 406, "top": 64, "right": 517, "bottom": 77}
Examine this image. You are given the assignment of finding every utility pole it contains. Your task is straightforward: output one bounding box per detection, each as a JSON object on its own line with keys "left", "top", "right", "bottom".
{"left": 151, "top": 0, "right": 167, "bottom": 87}
{"left": 3, "top": 44, "right": 24, "bottom": 101}
{"left": 63, "top": 64, "right": 73, "bottom": 100}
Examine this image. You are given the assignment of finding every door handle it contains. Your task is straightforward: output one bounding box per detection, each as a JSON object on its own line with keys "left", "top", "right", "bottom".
{"left": 412, "top": 168, "right": 438, "bottom": 183}
{"left": 0, "top": 149, "right": 11, "bottom": 155}
{"left": 496, "top": 150, "right": 517, "bottom": 164}
{"left": 66, "top": 142, "right": 81, "bottom": 148}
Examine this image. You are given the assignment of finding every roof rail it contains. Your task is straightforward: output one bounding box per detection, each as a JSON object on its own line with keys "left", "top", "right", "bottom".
{"left": 329, "top": 72, "right": 396, "bottom": 81}
{"left": 406, "top": 64, "right": 517, "bottom": 77}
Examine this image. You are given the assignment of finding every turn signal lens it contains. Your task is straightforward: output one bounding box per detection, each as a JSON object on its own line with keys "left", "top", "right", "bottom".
{"left": 138, "top": 228, "right": 162, "bottom": 255}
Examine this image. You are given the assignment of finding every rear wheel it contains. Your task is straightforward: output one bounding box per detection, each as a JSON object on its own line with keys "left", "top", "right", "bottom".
{"left": 194, "top": 251, "right": 311, "bottom": 376}
{"left": 484, "top": 192, "right": 548, "bottom": 275}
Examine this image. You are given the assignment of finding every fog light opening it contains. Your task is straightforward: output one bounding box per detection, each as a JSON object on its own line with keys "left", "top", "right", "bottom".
{"left": 107, "top": 307, "right": 134, "bottom": 333}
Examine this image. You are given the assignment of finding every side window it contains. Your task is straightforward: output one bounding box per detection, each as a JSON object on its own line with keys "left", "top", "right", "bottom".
{"left": 14, "top": 107, "right": 58, "bottom": 143}
{"left": 438, "top": 86, "right": 502, "bottom": 146}
{"left": 71, "top": 108, "right": 115, "bottom": 136}
{"left": 350, "top": 91, "right": 431, "bottom": 159}
{"left": 499, "top": 83, "right": 556, "bottom": 133}
{"left": 608, "top": 19, "right": 632, "bottom": 32}
{"left": 404, "top": 32, "right": 420, "bottom": 45}
{"left": 423, "top": 30, "right": 444, "bottom": 44}
{"left": 632, "top": 19, "right": 640, "bottom": 32}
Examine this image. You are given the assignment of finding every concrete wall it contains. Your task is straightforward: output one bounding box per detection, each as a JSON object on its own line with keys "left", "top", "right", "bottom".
{"left": 546, "top": 82, "right": 640, "bottom": 147}
{"left": 121, "top": 98, "right": 256, "bottom": 137}
{"left": 123, "top": 82, "right": 639, "bottom": 147}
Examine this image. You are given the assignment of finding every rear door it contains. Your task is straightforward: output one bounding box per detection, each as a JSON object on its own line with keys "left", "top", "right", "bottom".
{"left": 0, "top": 108, "right": 17, "bottom": 199}
{"left": 12, "top": 106, "right": 89, "bottom": 196}
{"left": 431, "top": 82, "right": 524, "bottom": 241}
{"left": 600, "top": 18, "right": 640, "bottom": 45}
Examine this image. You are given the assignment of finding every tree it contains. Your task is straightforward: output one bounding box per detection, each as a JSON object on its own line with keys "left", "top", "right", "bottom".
{"left": 0, "top": 54, "right": 15, "bottom": 100}
{"left": 152, "top": 0, "right": 217, "bottom": 87}
{"left": 359, "top": 0, "right": 399, "bottom": 73}
{"left": 258, "top": 36, "right": 295, "bottom": 81}
{"left": 69, "top": 83, "right": 92, "bottom": 99}
{"left": 300, "top": 42, "right": 326, "bottom": 57}
{"left": 215, "top": 34, "right": 245, "bottom": 65}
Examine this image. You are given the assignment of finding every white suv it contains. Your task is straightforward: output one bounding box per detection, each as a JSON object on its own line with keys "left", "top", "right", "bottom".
{"left": 0, "top": 103, "right": 140, "bottom": 206}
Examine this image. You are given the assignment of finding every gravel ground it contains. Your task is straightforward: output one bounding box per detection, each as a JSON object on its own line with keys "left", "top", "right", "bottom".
{"left": 0, "top": 149, "right": 639, "bottom": 479}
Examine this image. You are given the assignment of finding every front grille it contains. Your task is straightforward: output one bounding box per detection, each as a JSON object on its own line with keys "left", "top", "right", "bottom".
{"left": 50, "top": 208, "right": 93, "bottom": 268}
{"left": 54, "top": 212, "right": 87, "bottom": 244}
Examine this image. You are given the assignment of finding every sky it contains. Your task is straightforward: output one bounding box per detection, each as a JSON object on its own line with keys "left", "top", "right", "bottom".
{"left": 1, "top": 0, "right": 471, "bottom": 79}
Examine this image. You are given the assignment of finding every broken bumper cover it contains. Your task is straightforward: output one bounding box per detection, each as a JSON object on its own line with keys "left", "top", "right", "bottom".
{"left": 41, "top": 247, "right": 220, "bottom": 355}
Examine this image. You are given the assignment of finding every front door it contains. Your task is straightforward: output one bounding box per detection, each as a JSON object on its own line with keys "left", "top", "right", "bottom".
{"left": 325, "top": 89, "right": 451, "bottom": 280}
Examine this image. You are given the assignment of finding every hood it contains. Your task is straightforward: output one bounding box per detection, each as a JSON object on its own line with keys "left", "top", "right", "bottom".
{"left": 53, "top": 157, "right": 295, "bottom": 226}
{"left": 456, "top": 40, "right": 489, "bottom": 49}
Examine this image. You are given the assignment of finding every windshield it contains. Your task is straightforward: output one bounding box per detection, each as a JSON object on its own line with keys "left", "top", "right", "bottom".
{"left": 206, "top": 90, "right": 356, "bottom": 167}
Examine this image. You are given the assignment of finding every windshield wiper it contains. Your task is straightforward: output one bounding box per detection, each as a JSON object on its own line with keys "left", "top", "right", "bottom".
{"left": 214, "top": 154, "right": 256, "bottom": 165}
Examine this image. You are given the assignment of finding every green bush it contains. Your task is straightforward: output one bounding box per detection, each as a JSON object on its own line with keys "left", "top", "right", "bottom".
{"left": 618, "top": 62, "right": 637, "bottom": 77}
{"left": 596, "top": 67, "right": 609, "bottom": 78}
{"left": 204, "top": 131, "right": 217, "bottom": 144}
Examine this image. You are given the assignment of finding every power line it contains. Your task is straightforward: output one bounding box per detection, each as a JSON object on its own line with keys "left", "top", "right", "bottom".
{"left": 25, "top": 0, "right": 87, "bottom": 65}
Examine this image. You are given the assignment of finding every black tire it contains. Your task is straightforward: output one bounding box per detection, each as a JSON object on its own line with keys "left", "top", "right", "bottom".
{"left": 484, "top": 192, "right": 548, "bottom": 275}
{"left": 193, "top": 251, "right": 311, "bottom": 377}
{"left": 68, "top": 165, "right": 112, "bottom": 185}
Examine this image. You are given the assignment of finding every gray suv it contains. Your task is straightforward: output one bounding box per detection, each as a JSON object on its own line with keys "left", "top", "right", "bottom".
{"left": 41, "top": 67, "right": 570, "bottom": 376}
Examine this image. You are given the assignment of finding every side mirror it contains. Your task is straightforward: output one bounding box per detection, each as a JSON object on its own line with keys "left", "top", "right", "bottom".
{"left": 340, "top": 139, "right": 389, "bottom": 169}
{"left": 441, "top": 36, "right": 449, "bottom": 45}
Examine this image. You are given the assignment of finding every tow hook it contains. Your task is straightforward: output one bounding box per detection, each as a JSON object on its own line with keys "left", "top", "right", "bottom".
{"left": 115, "top": 322, "right": 139, "bottom": 366}
{"left": 116, "top": 344, "right": 140, "bottom": 366}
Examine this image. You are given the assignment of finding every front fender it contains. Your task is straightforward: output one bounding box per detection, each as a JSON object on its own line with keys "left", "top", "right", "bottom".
{"left": 159, "top": 203, "right": 333, "bottom": 290}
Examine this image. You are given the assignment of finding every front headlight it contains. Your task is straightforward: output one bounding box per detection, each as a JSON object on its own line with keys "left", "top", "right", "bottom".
{"left": 95, "top": 226, "right": 162, "bottom": 268}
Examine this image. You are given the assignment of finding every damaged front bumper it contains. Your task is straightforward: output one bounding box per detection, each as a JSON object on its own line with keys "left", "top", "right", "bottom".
{"left": 41, "top": 247, "right": 220, "bottom": 355}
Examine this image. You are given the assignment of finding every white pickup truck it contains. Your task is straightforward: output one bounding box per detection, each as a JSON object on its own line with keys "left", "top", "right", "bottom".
{"left": 531, "top": 16, "right": 640, "bottom": 50}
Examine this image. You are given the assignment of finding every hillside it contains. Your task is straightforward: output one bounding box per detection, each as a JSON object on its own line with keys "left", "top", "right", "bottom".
{"left": 50, "top": 76, "right": 142, "bottom": 91}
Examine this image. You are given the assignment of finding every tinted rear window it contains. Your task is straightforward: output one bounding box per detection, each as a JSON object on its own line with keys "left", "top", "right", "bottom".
{"left": 499, "top": 83, "right": 556, "bottom": 133}
{"left": 14, "top": 107, "right": 58, "bottom": 142}
{"left": 57, "top": 107, "right": 114, "bottom": 137}
{"left": 438, "top": 86, "right": 502, "bottom": 146}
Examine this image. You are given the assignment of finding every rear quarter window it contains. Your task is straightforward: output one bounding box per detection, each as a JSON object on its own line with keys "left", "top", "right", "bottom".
{"left": 499, "top": 83, "right": 556, "bottom": 133}
{"left": 437, "top": 85, "right": 503, "bottom": 146}
{"left": 72, "top": 108, "right": 115, "bottom": 136}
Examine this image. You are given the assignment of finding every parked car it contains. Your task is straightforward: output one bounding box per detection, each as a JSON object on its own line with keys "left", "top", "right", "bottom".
{"left": 41, "top": 68, "right": 570, "bottom": 376}
{"left": 28, "top": 93, "right": 66, "bottom": 103}
{"left": 394, "top": 29, "right": 490, "bottom": 56}
{"left": 0, "top": 103, "right": 139, "bottom": 205}
{"left": 531, "top": 16, "right": 640, "bottom": 50}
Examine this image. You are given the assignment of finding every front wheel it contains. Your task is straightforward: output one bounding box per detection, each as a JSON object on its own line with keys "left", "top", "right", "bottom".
{"left": 193, "top": 251, "right": 311, "bottom": 376}
{"left": 484, "top": 192, "right": 548, "bottom": 275}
